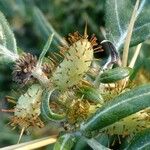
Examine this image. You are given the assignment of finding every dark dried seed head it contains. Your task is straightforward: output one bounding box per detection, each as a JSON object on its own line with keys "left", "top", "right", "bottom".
{"left": 12, "top": 53, "right": 37, "bottom": 85}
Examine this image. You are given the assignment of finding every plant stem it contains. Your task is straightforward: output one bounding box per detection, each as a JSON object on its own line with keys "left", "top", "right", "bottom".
{"left": 121, "top": 43, "right": 142, "bottom": 89}
{"left": 0, "top": 135, "right": 57, "bottom": 150}
{"left": 17, "top": 128, "right": 25, "bottom": 144}
{"left": 122, "top": 0, "right": 140, "bottom": 67}
{"left": 32, "top": 68, "right": 50, "bottom": 87}
{"left": 129, "top": 43, "right": 142, "bottom": 68}
{"left": 100, "top": 26, "right": 107, "bottom": 39}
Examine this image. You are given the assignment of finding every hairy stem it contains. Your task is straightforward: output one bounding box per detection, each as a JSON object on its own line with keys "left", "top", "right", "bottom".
{"left": 0, "top": 44, "right": 19, "bottom": 61}
{"left": 32, "top": 68, "right": 50, "bottom": 87}
{"left": 121, "top": 43, "right": 142, "bottom": 88}
{"left": 129, "top": 43, "right": 142, "bottom": 68}
{"left": 122, "top": 0, "right": 140, "bottom": 67}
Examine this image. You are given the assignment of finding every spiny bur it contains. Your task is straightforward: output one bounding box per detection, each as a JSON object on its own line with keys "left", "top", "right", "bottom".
{"left": 52, "top": 29, "right": 99, "bottom": 90}
{"left": 11, "top": 84, "right": 44, "bottom": 129}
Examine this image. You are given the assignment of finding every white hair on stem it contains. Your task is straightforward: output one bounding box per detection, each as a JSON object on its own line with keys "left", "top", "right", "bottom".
{"left": 0, "top": 44, "right": 19, "bottom": 61}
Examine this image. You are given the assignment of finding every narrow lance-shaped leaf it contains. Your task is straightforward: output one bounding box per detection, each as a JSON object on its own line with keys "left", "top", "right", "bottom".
{"left": 80, "top": 84, "right": 150, "bottom": 137}
{"left": 0, "top": 11, "right": 17, "bottom": 53}
{"left": 0, "top": 11, "right": 18, "bottom": 62}
{"left": 74, "top": 133, "right": 111, "bottom": 150}
{"left": 125, "top": 129, "right": 150, "bottom": 150}
{"left": 53, "top": 134, "right": 77, "bottom": 150}
{"left": 98, "top": 67, "right": 132, "bottom": 83}
{"left": 77, "top": 85, "right": 104, "bottom": 104}
{"left": 37, "top": 33, "right": 54, "bottom": 68}
{"left": 105, "top": 0, "right": 150, "bottom": 50}
{"left": 86, "top": 138, "right": 111, "bottom": 150}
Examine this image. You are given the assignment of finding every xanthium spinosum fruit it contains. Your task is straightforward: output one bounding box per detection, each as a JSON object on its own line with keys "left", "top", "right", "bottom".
{"left": 11, "top": 84, "right": 44, "bottom": 128}
{"left": 52, "top": 32, "right": 96, "bottom": 90}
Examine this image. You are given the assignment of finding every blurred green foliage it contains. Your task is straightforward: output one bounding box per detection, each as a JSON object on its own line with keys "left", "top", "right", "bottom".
{"left": 0, "top": 0, "right": 105, "bottom": 148}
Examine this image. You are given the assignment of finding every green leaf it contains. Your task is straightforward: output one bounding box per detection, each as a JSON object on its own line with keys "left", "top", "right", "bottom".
{"left": 98, "top": 67, "right": 132, "bottom": 83}
{"left": 0, "top": 11, "right": 18, "bottom": 62}
{"left": 77, "top": 86, "right": 104, "bottom": 104}
{"left": 80, "top": 84, "right": 150, "bottom": 137}
{"left": 73, "top": 137, "right": 91, "bottom": 150}
{"left": 125, "top": 129, "right": 150, "bottom": 150}
{"left": 14, "top": 0, "right": 26, "bottom": 17}
{"left": 37, "top": 34, "right": 54, "bottom": 67}
{"left": 33, "top": 7, "right": 66, "bottom": 47}
{"left": 0, "top": 11, "right": 17, "bottom": 53}
{"left": 105, "top": 0, "right": 150, "bottom": 50}
{"left": 41, "top": 89, "right": 65, "bottom": 121}
{"left": 73, "top": 134, "right": 111, "bottom": 150}
{"left": 0, "top": 0, "right": 15, "bottom": 18}
{"left": 53, "top": 134, "right": 77, "bottom": 150}
{"left": 86, "top": 138, "right": 110, "bottom": 150}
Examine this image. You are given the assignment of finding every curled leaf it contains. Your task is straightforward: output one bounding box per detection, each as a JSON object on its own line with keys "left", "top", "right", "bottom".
{"left": 100, "top": 40, "right": 119, "bottom": 70}
{"left": 41, "top": 89, "right": 65, "bottom": 121}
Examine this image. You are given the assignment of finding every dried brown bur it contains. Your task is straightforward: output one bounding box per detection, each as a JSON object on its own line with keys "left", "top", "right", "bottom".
{"left": 12, "top": 53, "right": 37, "bottom": 85}
{"left": 13, "top": 53, "right": 51, "bottom": 86}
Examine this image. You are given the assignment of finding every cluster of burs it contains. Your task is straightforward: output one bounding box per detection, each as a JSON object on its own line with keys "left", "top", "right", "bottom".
{"left": 0, "top": 10, "right": 149, "bottom": 141}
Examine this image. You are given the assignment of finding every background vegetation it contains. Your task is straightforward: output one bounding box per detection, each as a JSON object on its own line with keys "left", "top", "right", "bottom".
{"left": 0, "top": 0, "right": 150, "bottom": 149}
